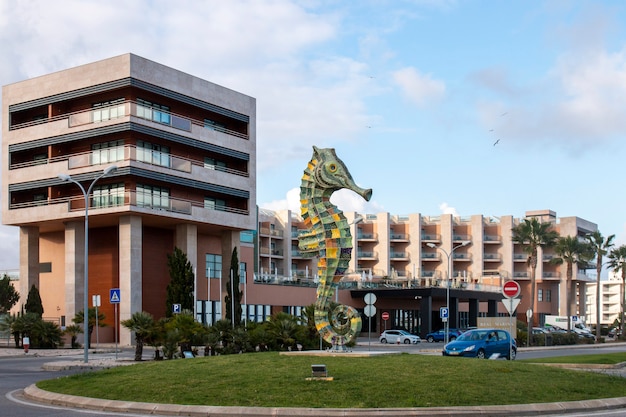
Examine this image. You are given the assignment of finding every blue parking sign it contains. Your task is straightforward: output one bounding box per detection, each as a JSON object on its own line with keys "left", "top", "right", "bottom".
{"left": 440, "top": 307, "right": 449, "bottom": 319}
{"left": 173, "top": 303, "right": 181, "bottom": 314}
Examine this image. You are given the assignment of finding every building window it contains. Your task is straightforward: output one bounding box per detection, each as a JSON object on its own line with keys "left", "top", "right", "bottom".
{"left": 92, "top": 140, "right": 124, "bottom": 165}
{"left": 206, "top": 254, "right": 222, "bottom": 279}
{"left": 33, "top": 193, "right": 46, "bottom": 206}
{"left": 538, "top": 289, "right": 543, "bottom": 302}
{"left": 240, "top": 230, "right": 254, "bottom": 243}
{"left": 545, "top": 289, "right": 551, "bottom": 302}
{"left": 137, "top": 140, "right": 170, "bottom": 168}
{"left": 204, "top": 197, "right": 226, "bottom": 211}
{"left": 137, "top": 98, "right": 170, "bottom": 125}
{"left": 136, "top": 184, "right": 169, "bottom": 210}
{"left": 204, "top": 118, "right": 226, "bottom": 132}
{"left": 39, "top": 262, "right": 52, "bottom": 273}
{"left": 203, "top": 157, "right": 227, "bottom": 171}
{"left": 92, "top": 98, "right": 125, "bottom": 123}
{"left": 93, "top": 183, "right": 124, "bottom": 208}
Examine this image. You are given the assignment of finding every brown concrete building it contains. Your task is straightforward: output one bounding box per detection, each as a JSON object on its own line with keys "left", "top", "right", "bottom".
{"left": 2, "top": 54, "right": 256, "bottom": 344}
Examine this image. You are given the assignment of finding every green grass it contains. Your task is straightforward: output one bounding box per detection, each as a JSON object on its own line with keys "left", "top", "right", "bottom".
{"left": 36, "top": 353, "right": 626, "bottom": 408}
{"left": 521, "top": 352, "right": 626, "bottom": 365}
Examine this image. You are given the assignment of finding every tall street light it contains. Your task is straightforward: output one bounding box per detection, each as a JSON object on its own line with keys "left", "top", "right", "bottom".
{"left": 58, "top": 165, "right": 118, "bottom": 363}
{"left": 427, "top": 240, "right": 471, "bottom": 345}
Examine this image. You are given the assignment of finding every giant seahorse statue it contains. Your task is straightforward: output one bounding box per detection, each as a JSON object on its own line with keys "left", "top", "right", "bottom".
{"left": 299, "top": 146, "right": 372, "bottom": 350}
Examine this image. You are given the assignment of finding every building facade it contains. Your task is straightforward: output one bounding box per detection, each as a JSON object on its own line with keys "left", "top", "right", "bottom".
{"left": 2, "top": 54, "right": 256, "bottom": 344}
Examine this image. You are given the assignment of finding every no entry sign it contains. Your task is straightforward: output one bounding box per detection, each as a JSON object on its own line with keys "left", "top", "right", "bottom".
{"left": 381, "top": 312, "right": 390, "bottom": 321}
{"left": 502, "top": 280, "right": 521, "bottom": 298}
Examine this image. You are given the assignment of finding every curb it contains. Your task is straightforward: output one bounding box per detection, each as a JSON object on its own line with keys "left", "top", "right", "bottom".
{"left": 23, "top": 384, "right": 626, "bottom": 416}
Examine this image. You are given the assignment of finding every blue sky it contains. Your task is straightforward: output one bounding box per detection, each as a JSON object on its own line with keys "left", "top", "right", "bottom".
{"left": 1, "top": 0, "right": 626, "bottom": 270}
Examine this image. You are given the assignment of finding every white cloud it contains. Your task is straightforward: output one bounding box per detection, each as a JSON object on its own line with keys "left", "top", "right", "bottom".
{"left": 260, "top": 187, "right": 385, "bottom": 215}
{"left": 392, "top": 67, "right": 446, "bottom": 107}
{"left": 438, "top": 202, "right": 458, "bottom": 216}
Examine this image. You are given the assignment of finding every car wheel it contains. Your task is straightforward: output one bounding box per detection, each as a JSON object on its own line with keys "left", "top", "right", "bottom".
{"left": 450, "top": 336, "right": 456, "bottom": 341}
{"left": 508, "top": 348, "right": 516, "bottom": 361}
{"left": 427, "top": 336, "right": 434, "bottom": 343}
{"left": 403, "top": 339, "right": 411, "bottom": 344}
{"left": 380, "top": 338, "right": 387, "bottom": 344}
{"left": 476, "top": 349, "right": 486, "bottom": 359}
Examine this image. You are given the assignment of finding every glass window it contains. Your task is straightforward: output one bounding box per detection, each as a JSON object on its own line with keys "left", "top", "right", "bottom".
{"left": 204, "top": 157, "right": 227, "bottom": 171}
{"left": 136, "top": 184, "right": 169, "bottom": 210}
{"left": 204, "top": 197, "right": 226, "bottom": 211}
{"left": 545, "top": 290, "right": 551, "bottom": 302}
{"left": 93, "top": 183, "right": 124, "bottom": 208}
{"left": 206, "top": 254, "right": 222, "bottom": 279}
{"left": 240, "top": 230, "right": 254, "bottom": 243}
{"left": 239, "top": 262, "right": 247, "bottom": 284}
{"left": 538, "top": 289, "right": 543, "bottom": 302}
{"left": 137, "top": 140, "right": 170, "bottom": 168}
{"left": 92, "top": 99, "right": 125, "bottom": 123}
{"left": 204, "top": 119, "right": 226, "bottom": 132}
{"left": 92, "top": 140, "right": 124, "bottom": 165}
{"left": 137, "top": 98, "right": 170, "bottom": 125}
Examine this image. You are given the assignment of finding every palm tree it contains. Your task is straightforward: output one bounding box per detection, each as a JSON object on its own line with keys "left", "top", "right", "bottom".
{"left": 587, "top": 231, "right": 615, "bottom": 340}
{"left": 608, "top": 245, "right": 626, "bottom": 338}
{"left": 73, "top": 308, "right": 106, "bottom": 349}
{"left": 63, "top": 324, "right": 83, "bottom": 348}
{"left": 121, "top": 311, "right": 155, "bottom": 361}
{"left": 551, "top": 236, "right": 594, "bottom": 332}
{"left": 511, "top": 218, "right": 559, "bottom": 326}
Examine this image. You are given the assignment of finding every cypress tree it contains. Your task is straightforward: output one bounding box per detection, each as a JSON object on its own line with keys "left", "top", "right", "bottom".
{"left": 225, "top": 247, "right": 243, "bottom": 327}
{"left": 165, "top": 247, "right": 195, "bottom": 317}
{"left": 25, "top": 284, "right": 44, "bottom": 317}
{"left": 0, "top": 274, "right": 20, "bottom": 314}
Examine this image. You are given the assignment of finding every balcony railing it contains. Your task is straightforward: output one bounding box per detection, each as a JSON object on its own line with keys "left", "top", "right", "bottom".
{"left": 11, "top": 190, "right": 248, "bottom": 216}
{"left": 357, "top": 251, "right": 378, "bottom": 259}
{"left": 484, "top": 235, "right": 501, "bottom": 243}
{"left": 10, "top": 144, "right": 250, "bottom": 179}
{"left": 483, "top": 253, "right": 502, "bottom": 261}
{"left": 421, "top": 233, "right": 440, "bottom": 241}
{"left": 356, "top": 232, "right": 378, "bottom": 240}
{"left": 10, "top": 100, "right": 249, "bottom": 140}
{"left": 421, "top": 253, "right": 441, "bottom": 260}
{"left": 390, "top": 252, "right": 409, "bottom": 259}
{"left": 390, "top": 233, "right": 408, "bottom": 241}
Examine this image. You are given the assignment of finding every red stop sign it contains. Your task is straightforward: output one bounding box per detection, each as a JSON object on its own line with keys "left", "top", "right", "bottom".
{"left": 381, "top": 312, "right": 390, "bottom": 321}
{"left": 502, "top": 281, "right": 521, "bottom": 298}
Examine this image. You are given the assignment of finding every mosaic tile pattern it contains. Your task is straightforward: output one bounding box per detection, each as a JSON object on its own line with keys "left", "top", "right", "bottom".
{"left": 298, "top": 146, "right": 372, "bottom": 350}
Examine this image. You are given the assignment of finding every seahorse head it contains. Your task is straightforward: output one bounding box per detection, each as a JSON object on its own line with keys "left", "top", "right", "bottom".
{"left": 310, "top": 146, "right": 372, "bottom": 201}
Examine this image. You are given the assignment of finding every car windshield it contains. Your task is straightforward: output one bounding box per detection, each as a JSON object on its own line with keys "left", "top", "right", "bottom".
{"left": 456, "top": 330, "right": 489, "bottom": 342}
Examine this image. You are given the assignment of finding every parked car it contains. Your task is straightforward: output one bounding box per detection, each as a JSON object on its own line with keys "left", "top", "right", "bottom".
{"left": 442, "top": 328, "right": 517, "bottom": 360}
{"left": 379, "top": 330, "right": 421, "bottom": 344}
{"left": 425, "top": 328, "right": 462, "bottom": 343}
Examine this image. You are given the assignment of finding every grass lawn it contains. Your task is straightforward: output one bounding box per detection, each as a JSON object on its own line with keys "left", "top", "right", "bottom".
{"left": 520, "top": 352, "right": 626, "bottom": 365}
{"left": 37, "top": 352, "right": 626, "bottom": 409}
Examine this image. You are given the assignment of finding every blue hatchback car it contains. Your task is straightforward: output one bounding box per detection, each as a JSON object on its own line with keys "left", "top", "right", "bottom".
{"left": 442, "top": 328, "right": 516, "bottom": 360}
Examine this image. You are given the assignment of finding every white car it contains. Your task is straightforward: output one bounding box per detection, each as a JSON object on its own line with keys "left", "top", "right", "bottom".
{"left": 379, "top": 330, "right": 421, "bottom": 344}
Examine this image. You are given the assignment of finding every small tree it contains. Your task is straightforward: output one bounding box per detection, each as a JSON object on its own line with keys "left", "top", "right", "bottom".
{"left": 0, "top": 274, "right": 19, "bottom": 314}
{"left": 25, "top": 284, "right": 44, "bottom": 317}
{"left": 64, "top": 324, "right": 83, "bottom": 348}
{"left": 73, "top": 308, "right": 106, "bottom": 349}
{"left": 165, "top": 247, "right": 195, "bottom": 318}
{"left": 225, "top": 247, "right": 243, "bottom": 327}
{"left": 122, "top": 311, "right": 155, "bottom": 361}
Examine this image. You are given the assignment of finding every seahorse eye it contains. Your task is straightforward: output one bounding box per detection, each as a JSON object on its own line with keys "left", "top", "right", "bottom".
{"left": 327, "top": 163, "right": 337, "bottom": 173}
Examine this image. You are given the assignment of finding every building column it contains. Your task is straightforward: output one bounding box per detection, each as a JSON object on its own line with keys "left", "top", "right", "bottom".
{"left": 468, "top": 298, "right": 480, "bottom": 327}
{"left": 175, "top": 224, "right": 198, "bottom": 273}
{"left": 119, "top": 215, "right": 142, "bottom": 346}
{"left": 19, "top": 226, "right": 40, "bottom": 305}
{"left": 419, "top": 295, "right": 432, "bottom": 338}
{"left": 63, "top": 222, "right": 84, "bottom": 322}
{"left": 450, "top": 296, "right": 459, "bottom": 329}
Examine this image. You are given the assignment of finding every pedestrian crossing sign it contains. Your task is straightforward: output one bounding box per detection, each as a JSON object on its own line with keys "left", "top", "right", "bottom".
{"left": 110, "top": 288, "right": 121, "bottom": 304}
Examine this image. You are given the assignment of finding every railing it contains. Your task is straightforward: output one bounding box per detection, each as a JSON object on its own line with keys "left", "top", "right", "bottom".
{"left": 542, "top": 272, "right": 561, "bottom": 279}
{"left": 259, "top": 228, "right": 284, "bottom": 237}
{"left": 390, "top": 233, "right": 408, "bottom": 240}
{"left": 483, "top": 253, "right": 502, "bottom": 261}
{"left": 484, "top": 235, "right": 501, "bottom": 242}
{"left": 357, "top": 251, "right": 378, "bottom": 259}
{"left": 513, "top": 254, "right": 528, "bottom": 261}
{"left": 513, "top": 272, "right": 529, "bottom": 278}
{"left": 356, "top": 233, "right": 377, "bottom": 240}
{"left": 390, "top": 252, "right": 408, "bottom": 259}
{"left": 453, "top": 253, "right": 472, "bottom": 260}
{"left": 10, "top": 144, "right": 249, "bottom": 178}
{"left": 453, "top": 234, "right": 471, "bottom": 241}
{"left": 421, "top": 233, "right": 440, "bottom": 241}
{"left": 10, "top": 100, "right": 249, "bottom": 140}
{"left": 11, "top": 190, "right": 248, "bottom": 216}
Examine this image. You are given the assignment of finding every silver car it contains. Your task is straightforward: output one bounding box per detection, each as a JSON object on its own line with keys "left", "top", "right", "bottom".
{"left": 379, "top": 330, "right": 421, "bottom": 344}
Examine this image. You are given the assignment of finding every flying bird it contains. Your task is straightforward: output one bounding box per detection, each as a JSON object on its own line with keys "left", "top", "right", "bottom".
{"left": 493, "top": 139, "right": 500, "bottom": 146}
{"left": 501, "top": 112, "right": 508, "bottom": 116}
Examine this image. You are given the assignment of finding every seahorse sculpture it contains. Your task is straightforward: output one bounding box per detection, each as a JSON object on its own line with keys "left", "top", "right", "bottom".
{"left": 299, "top": 146, "right": 372, "bottom": 350}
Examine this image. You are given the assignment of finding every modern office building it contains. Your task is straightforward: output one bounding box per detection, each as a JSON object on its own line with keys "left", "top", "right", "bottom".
{"left": 2, "top": 54, "right": 257, "bottom": 344}
{"left": 585, "top": 275, "right": 623, "bottom": 328}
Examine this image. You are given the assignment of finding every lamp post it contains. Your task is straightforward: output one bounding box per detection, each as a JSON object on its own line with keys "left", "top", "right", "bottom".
{"left": 427, "top": 240, "right": 471, "bottom": 345}
{"left": 58, "top": 165, "right": 118, "bottom": 363}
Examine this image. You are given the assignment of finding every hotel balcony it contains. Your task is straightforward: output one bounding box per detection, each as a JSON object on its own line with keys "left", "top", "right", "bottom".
{"left": 390, "top": 233, "right": 409, "bottom": 242}
{"left": 421, "top": 252, "right": 441, "bottom": 261}
{"left": 483, "top": 234, "right": 502, "bottom": 244}
{"left": 390, "top": 252, "right": 409, "bottom": 260}
{"left": 356, "top": 232, "right": 378, "bottom": 242}
{"left": 357, "top": 251, "right": 378, "bottom": 260}
{"left": 421, "top": 233, "right": 440, "bottom": 243}
{"left": 483, "top": 253, "right": 502, "bottom": 262}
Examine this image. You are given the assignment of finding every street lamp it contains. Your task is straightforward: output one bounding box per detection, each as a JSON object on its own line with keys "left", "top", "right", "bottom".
{"left": 427, "top": 240, "right": 471, "bottom": 345}
{"left": 58, "top": 165, "right": 118, "bottom": 363}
